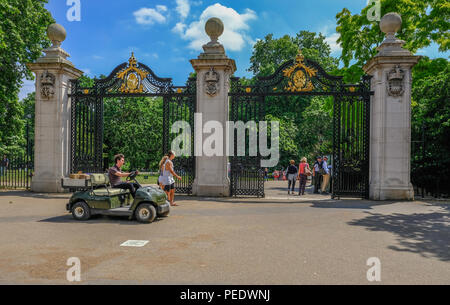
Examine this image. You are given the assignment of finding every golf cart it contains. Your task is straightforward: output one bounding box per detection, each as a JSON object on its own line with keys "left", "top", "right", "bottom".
{"left": 63, "top": 171, "right": 170, "bottom": 223}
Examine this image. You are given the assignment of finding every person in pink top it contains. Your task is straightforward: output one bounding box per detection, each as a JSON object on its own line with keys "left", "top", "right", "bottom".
{"left": 297, "top": 157, "right": 311, "bottom": 196}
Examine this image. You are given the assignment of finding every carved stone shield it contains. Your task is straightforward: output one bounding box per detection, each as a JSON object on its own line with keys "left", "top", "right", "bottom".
{"left": 204, "top": 67, "right": 220, "bottom": 97}
{"left": 387, "top": 65, "right": 405, "bottom": 97}
{"left": 40, "top": 70, "right": 55, "bottom": 99}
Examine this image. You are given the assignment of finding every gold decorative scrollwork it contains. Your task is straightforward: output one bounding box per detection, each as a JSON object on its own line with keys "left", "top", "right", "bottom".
{"left": 283, "top": 50, "right": 318, "bottom": 92}
{"left": 116, "top": 52, "right": 149, "bottom": 93}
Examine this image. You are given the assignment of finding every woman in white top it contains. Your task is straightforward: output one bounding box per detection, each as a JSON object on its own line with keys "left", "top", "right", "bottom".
{"left": 158, "top": 156, "right": 168, "bottom": 190}
{"left": 160, "top": 151, "right": 182, "bottom": 206}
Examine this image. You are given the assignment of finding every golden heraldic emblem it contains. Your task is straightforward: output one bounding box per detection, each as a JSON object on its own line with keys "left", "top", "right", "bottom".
{"left": 116, "top": 52, "right": 149, "bottom": 93}
{"left": 283, "top": 51, "right": 318, "bottom": 92}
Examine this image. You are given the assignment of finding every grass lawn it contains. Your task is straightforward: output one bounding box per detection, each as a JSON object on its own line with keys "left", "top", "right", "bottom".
{"left": 136, "top": 174, "right": 159, "bottom": 185}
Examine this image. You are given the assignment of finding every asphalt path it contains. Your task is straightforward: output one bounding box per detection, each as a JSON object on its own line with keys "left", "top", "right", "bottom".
{"left": 0, "top": 182, "right": 448, "bottom": 284}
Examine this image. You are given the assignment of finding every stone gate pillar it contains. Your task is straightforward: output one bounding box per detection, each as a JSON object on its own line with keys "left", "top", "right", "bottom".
{"left": 363, "top": 13, "right": 421, "bottom": 200}
{"left": 190, "top": 18, "right": 236, "bottom": 196}
{"left": 27, "top": 24, "right": 83, "bottom": 193}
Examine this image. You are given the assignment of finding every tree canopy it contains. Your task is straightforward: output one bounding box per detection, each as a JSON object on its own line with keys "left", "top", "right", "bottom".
{"left": 247, "top": 31, "right": 338, "bottom": 167}
{"left": 0, "top": 0, "right": 53, "bottom": 153}
{"left": 248, "top": 31, "right": 339, "bottom": 77}
{"left": 336, "top": 0, "right": 449, "bottom": 82}
{"left": 411, "top": 57, "right": 450, "bottom": 195}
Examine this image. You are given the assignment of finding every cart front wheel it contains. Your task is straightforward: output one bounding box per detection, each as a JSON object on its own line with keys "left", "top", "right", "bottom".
{"left": 135, "top": 203, "right": 156, "bottom": 223}
{"left": 72, "top": 201, "right": 91, "bottom": 221}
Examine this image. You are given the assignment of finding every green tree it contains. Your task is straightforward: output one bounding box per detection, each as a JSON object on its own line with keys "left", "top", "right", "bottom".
{"left": 411, "top": 57, "right": 450, "bottom": 195}
{"left": 265, "top": 114, "right": 299, "bottom": 168}
{"left": 297, "top": 97, "right": 334, "bottom": 160}
{"left": 20, "top": 92, "right": 35, "bottom": 150}
{"left": 248, "top": 31, "right": 339, "bottom": 76}
{"left": 103, "top": 97, "right": 164, "bottom": 171}
{"left": 247, "top": 31, "right": 338, "bottom": 168}
{"left": 0, "top": 0, "right": 53, "bottom": 153}
{"left": 336, "top": 0, "right": 449, "bottom": 82}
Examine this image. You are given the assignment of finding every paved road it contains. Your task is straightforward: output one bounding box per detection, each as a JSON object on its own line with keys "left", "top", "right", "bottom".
{"left": 0, "top": 184, "right": 449, "bottom": 284}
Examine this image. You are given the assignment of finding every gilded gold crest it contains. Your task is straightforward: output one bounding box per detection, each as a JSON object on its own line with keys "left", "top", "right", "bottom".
{"left": 283, "top": 51, "right": 317, "bottom": 92}
{"left": 116, "top": 53, "right": 149, "bottom": 93}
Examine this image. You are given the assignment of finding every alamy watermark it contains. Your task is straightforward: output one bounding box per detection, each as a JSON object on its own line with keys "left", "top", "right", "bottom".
{"left": 67, "top": 0, "right": 81, "bottom": 22}
{"left": 367, "top": 0, "right": 381, "bottom": 22}
{"left": 170, "top": 114, "right": 280, "bottom": 167}
{"left": 66, "top": 257, "right": 81, "bottom": 282}
{"left": 366, "top": 257, "right": 381, "bottom": 282}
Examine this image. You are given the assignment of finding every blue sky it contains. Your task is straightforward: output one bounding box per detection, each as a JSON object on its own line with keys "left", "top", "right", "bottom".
{"left": 19, "top": 0, "right": 449, "bottom": 99}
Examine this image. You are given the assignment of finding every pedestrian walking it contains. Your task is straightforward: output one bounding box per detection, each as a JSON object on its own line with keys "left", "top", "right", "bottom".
{"left": 286, "top": 160, "right": 298, "bottom": 195}
{"left": 321, "top": 156, "right": 331, "bottom": 194}
{"left": 298, "top": 157, "right": 311, "bottom": 196}
{"left": 158, "top": 155, "right": 168, "bottom": 190}
{"left": 160, "top": 151, "right": 182, "bottom": 207}
{"left": 313, "top": 156, "right": 323, "bottom": 194}
{"left": 273, "top": 170, "right": 279, "bottom": 181}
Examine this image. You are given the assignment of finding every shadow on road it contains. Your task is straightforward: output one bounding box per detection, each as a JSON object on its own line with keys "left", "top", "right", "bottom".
{"left": 348, "top": 203, "right": 450, "bottom": 261}
{"left": 38, "top": 214, "right": 164, "bottom": 226}
{"left": 309, "top": 200, "right": 393, "bottom": 210}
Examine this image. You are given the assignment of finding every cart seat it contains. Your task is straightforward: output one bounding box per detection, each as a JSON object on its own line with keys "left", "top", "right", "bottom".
{"left": 90, "top": 173, "right": 110, "bottom": 186}
{"left": 93, "top": 188, "right": 129, "bottom": 196}
{"left": 90, "top": 174, "right": 130, "bottom": 196}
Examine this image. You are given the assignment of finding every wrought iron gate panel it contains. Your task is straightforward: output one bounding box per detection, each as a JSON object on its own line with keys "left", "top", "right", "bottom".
{"left": 229, "top": 78, "right": 265, "bottom": 197}
{"left": 332, "top": 78, "right": 371, "bottom": 199}
{"left": 229, "top": 51, "right": 372, "bottom": 198}
{"left": 162, "top": 78, "right": 196, "bottom": 194}
{"left": 70, "top": 81, "right": 103, "bottom": 174}
{"left": 69, "top": 53, "right": 196, "bottom": 194}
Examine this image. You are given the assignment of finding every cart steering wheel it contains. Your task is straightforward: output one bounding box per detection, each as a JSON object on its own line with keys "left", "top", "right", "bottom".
{"left": 127, "top": 171, "right": 138, "bottom": 181}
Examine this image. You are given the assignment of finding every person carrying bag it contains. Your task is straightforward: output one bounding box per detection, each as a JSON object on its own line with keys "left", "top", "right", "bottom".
{"left": 286, "top": 160, "right": 298, "bottom": 195}
{"left": 298, "top": 157, "right": 310, "bottom": 196}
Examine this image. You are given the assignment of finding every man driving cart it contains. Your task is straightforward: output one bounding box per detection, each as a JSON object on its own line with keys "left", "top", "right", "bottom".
{"left": 108, "top": 154, "right": 139, "bottom": 198}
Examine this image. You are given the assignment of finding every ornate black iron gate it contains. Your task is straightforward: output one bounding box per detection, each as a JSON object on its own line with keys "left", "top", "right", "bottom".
{"left": 229, "top": 51, "right": 372, "bottom": 198}
{"left": 332, "top": 78, "right": 371, "bottom": 199}
{"left": 69, "top": 53, "right": 196, "bottom": 194}
{"left": 229, "top": 82, "right": 265, "bottom": 197}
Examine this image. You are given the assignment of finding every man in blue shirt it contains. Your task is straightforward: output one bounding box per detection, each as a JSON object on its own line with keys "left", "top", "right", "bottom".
{"left": 321, "top": 156, "right": 330, "bottom": 194}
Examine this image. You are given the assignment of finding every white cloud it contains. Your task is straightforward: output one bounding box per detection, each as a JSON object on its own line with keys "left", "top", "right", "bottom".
{"left": 175, "top": 3, "right": 257, "bottom": 52}
{"left": 319, "top": 23, "right": 342, "bottom": 54}
{"left": 134, "top": 7, "right": 166, "bottom": 25}
{"left": 156, "top": 5, "right": 168, "bottom": 12}
{"left": 325, "top": 33, "right": 341, "bottom": 54}
{"left": 172, "top": 22, "right": 187, "bottom": 34}
{"left": 175, "top": 0, "right": 190, "bottom": 20}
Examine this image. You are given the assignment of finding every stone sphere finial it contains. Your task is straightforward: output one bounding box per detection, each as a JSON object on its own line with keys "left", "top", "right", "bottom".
{"left": 205, "top": 17, "right": 224, "bottom": 42}
{"left": 380, "top": 13, "right": 402, "bottom": 39}
{"left": 47, "top": 23, "right": 67, "bottom": 47}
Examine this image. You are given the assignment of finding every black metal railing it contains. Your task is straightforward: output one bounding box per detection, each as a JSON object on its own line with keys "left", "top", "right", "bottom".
{"left": 0, "top": 117, "right": 34, "bottom": 190}
{"left": 411, "top": 125, "right": 449, "bottom": 199}
{"left": 0, "top": 154, "right": 33, "bottom": 190}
